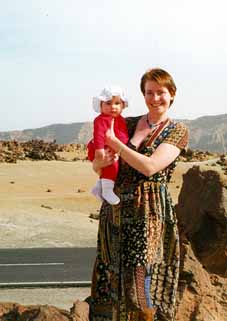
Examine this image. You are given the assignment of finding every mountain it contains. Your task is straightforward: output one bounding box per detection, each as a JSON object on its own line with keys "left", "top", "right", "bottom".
{"left": 183, "top": 114, "right": 227, "bottom": 153}
{"left": 0, "top": 122, "right": 93, "bottom": 145}
{"left": 0, "top": 114, "right": 227, "bottom": 153}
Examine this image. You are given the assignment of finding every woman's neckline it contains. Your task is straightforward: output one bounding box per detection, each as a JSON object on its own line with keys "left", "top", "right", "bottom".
{"left": 129, "top": 116, "right": 171, "bottom": 150}
{"left": 146, "top": 113, "right": 169, "bottom": 129}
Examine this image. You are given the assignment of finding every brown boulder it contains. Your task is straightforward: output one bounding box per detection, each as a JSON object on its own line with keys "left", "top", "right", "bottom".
{"left": 0, "top": 301, "right": 90, "bottom": 321}
{"left": 70, "top": 300, "right": 89, "bottom": 321}
{"left": 176, "top": 165, "right": 227, "bottom": 275}
{"left": 175, "top": 165, "right": 227, "bottom": 321}
{"left": 0, "top": 303, "right": 70, "bottom": 321}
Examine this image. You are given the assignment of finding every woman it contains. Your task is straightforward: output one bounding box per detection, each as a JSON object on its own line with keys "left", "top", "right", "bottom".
{"left": 90, "top": 68, "right": 188, "bottom": 321}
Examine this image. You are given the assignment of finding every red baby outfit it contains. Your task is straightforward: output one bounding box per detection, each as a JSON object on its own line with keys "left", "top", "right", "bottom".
{"left": 87, "top": 113, "right": 128, "bottom": 181}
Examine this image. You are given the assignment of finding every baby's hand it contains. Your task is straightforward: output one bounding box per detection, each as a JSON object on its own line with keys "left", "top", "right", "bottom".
{"left": 95, "top": 149, "right": 105, "bottom": 161}
{"left": 93, "top": 147, "right": 115, "bottom": 170}
{"left": 104, "top": 147, "right": 116, "bottom": 163}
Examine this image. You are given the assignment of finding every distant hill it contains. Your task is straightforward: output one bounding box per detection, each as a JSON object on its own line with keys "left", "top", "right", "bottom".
{"left": 0, "top": 122, "right": 93, "bottom": 145}
{"left": 182, "top": 114, "right": 227, "bottom": 153}
{"left": 1, "top": 114, "right": 227, "bottom": 153}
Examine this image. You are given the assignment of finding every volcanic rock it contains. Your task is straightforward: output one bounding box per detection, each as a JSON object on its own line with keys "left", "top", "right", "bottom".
{"left": 175, "top": 165, "right": 227, "bottom": 321}
{"left": 0, "top": 140, "right": 87, "bottom": 163}
{"left": 0, "top": 301, "right": 90, "bottom": 321}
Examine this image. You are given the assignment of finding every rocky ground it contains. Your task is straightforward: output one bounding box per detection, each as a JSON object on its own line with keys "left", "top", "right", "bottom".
{"left": 0, "top": 139, "right": 223, "bottom": 163}
{"left": 0, "top": 140, "right": 87, "bottom": 163}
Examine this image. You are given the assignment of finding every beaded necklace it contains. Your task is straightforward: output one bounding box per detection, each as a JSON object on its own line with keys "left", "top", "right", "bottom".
{"left": 146, "top": 113, "right": 168, "bottom": 129}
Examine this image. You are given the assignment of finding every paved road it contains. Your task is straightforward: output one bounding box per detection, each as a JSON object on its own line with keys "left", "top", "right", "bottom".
{"left": 0, "top": 247, "right": 96, "bottom": 288}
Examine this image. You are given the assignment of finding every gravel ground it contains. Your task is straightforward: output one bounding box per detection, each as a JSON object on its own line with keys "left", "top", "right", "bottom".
{"left": 0, "top": 287, "right": 91, "bottom": 310}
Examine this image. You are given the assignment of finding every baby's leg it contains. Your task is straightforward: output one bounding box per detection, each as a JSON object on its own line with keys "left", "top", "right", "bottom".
{"left": 91, "top": 179, "right": 103, "bottom": 201}
{"left": 101, "top": 161, "right": 120, "bottom": 205}
{"left": 101, "top": 178, "right": 120, "bottom": 205}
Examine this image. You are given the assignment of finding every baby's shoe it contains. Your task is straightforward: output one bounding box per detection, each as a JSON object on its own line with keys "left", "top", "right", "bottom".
{"left": 101, "top": 179, "right": 120, "bottom": 205}
{"left": 91, "top": 179, "right": 103, "bottom": 201}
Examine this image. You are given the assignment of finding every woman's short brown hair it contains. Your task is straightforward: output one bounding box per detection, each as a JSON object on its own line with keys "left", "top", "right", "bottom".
{"left": 140, "top": 68, "right": 177, "bottom": 105}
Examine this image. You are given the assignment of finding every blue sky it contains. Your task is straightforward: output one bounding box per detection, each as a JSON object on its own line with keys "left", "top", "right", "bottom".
{"left": 0, "top": 0, "right": 227, "bottom": 131}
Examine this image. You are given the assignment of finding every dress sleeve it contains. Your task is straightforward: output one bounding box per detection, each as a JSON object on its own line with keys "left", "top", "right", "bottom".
{"left": 93, "top": 116, "right": 111, "bottom": 149}
{"left": 87, "top": 139, "right": 95, "bottom": 161}
{"left": 164, "top": 122, "right": 189, "bottom": 151}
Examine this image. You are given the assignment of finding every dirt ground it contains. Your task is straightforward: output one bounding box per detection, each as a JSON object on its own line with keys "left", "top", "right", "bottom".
{"left": 0, "top": 157, "right": 200, "bottom": 308}
{"left": 0, "top": 160, "right": 100, "bottom": 248}
{"left": 0, "top": 159, "right": 99, "bottom": 308}
{"left": 0, "top": 158, "right": 196, "bottom": 249}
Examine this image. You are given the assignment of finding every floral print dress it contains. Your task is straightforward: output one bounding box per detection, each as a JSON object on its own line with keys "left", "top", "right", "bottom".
{"left": 90, "top": 116, "right": 188, "bottom": 321}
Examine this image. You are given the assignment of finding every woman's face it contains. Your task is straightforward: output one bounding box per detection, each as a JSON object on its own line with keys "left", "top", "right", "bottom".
{"left": 144, "top": 80, "right": 173, "bottom": 116}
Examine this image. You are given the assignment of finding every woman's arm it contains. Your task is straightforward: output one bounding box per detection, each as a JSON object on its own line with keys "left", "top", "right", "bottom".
{"left": 118, "top": 141, "right": 179, "bottom": 176}
{"left": 105, "top": 122, "right": 180, "bottom": 177}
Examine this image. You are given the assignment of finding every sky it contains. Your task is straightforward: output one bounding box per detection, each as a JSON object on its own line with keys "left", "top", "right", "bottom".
{"left": 0, "top": 0, "right": 227, "bottom": 131}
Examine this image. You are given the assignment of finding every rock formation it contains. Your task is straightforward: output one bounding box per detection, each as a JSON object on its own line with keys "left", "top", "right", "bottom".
{"left": 175, "top": 165, "right": 227, "bottom": 321}
{"left": 180, "top": 148, "right": 220, "bottom": 162}
{"left": 0, "top": 300, "right": 89, "bottom": 321}
{"left": 0, "top": 139, "right": 221, "bottom": 163}
{"left": 0, "top": 140, "right": 87, "bottom": 163}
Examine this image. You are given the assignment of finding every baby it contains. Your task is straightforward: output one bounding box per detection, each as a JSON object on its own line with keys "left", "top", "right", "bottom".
{"left": 87, "top": 86, "right": 129, "bottom": 205}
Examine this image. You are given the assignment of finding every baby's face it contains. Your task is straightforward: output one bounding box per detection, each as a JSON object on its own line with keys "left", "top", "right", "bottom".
{"left": 101, "top": 96, "right": 124, "bottom": 117}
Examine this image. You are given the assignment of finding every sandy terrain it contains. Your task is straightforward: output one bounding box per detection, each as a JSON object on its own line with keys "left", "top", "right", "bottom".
{"left": 0, "top": 158, "right": 195, "bottom": 248}
{"left": 0, "top": 160, "right": 100, "bottom": 248}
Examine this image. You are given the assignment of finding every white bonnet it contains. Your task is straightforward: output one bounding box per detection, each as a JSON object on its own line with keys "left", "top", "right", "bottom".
{"left": 92, "top": 85, "right": 128, "bottom": 113}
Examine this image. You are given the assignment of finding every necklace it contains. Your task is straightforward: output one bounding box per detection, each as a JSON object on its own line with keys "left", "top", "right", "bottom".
{"left": 146, "top": 114, "right": 167, "bottom": 129}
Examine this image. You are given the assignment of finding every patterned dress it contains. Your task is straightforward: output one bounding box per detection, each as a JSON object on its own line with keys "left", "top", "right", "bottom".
{"left": 90, "top": 116, "right": 188, "bottom": 321}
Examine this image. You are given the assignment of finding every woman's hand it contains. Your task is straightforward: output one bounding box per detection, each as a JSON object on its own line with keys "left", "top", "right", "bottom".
{"left": 105, "top": 118, "right": 120, "bottom": 152}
